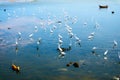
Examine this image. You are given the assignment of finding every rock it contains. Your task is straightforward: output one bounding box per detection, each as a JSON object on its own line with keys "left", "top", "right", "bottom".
{"left": 66, "top": 63, "right": 70, "bottom": 67}
{"left": 4, "top": 9, "right": 6, "bottom": 12}
{"left": 73, "top": 62, "right": 79, "bottom": 68}
{"left": 112, "top": 11, "right": 115, "bottom": 14}
{"left": 66, "top": 62, "right": 73, "bottom": 67}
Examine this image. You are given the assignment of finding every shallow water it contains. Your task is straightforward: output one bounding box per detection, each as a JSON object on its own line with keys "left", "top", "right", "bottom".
{"left": 0, "top": 1, "right": 120, "bottom": 80}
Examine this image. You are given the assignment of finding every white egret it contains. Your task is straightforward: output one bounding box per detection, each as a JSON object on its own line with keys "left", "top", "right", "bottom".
{"left": 37, "top": 38, "right": 41, "bottom": 45}
{"left": 92, "top": 47, "right": 97, "bottom": 50}
{"left": 59, "top": 51, "right": 66, "bottom": 58}
{"left": 15, "top": 39, "right": 18, "bottom": 46}
{"left": 113, "top": 40, "right": 118, "bottom": 48}
{"left": 58, "top": 44, "right": 63, "bottom": 52}
{"left": 90, "top": 32, "right": 95, "bottom": 36}
{"left": 69, "top": 32, "right": 74, "bottom": 38}
{"left": 104, "top": 50, "right": 108, "bottom": 56}
{"left": 50, "top": 28, "right": 53, "bottom": 33}
{"left": 29, "top": 33, "right": 33, "bottom": 38}
{"left": 18, "top": 32, "right": 22, "bottom": 40}
{"left": 58, "top": 34, "right": 63, "bottom": 40}
{"left": 88, "top": 35, "right": 94, "bottom": 40}
{"left": 34, "top": 26, "right": 38, "bottom": 32}
{"left": 58, "top": 39, "right": 63, "bottom": 45}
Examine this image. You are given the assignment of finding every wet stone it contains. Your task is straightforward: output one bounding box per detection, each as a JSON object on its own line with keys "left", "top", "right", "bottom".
{"left": 112, "top": 11, "right": 115, "bottom": 14}
{"left": 73, "top": 62, "right": 79, "bottom": 68}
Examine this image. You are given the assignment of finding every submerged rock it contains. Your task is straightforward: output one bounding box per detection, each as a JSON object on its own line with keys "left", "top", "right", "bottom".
{"left": 66, "top": 62, "right": 73, "bottom": 67}
{"left": 73, "top": 62, "right": 79, "bottom": 68}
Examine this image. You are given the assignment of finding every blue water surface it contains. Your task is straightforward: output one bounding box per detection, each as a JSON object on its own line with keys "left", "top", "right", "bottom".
{"left": 0, "top": 1, "right": 120, "bottom": 80}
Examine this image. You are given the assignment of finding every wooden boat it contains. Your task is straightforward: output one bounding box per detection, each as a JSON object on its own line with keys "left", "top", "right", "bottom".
{"left": 99, "top": 5, "right": 108, "bottom": 8}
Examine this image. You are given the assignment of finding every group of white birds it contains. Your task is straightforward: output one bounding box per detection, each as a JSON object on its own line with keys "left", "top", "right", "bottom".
{"left": 92, "top": 40, "right": 118, "bottom": 60}
{"left": 10, "top": 8, "right": 120, "bottom": 62}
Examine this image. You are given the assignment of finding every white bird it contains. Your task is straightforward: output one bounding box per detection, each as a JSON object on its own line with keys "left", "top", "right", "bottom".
{"left": 74, "top": 35, "right": 80, "bottom": 41}
{"left": 58, "top": 44, "right": 63, "bottom": 52}
{"left": 113, "top": 40, "right": 118, "bottom": 48}
{"left": 88, "top": 35, "right": 94, "bottom": 40}
{"left": 15, "top": 39, "right": 18, "bottom": 45}
{"left": 58, "top": 39, "right": 63, "bottom": 45}
{"left": 34, "top": 26, "right": 38, "bottom": 32}
{"left": 18, "top": 32, "right": 21, "bottom": 36}
{"left": 69, "top": 32, "right": 74, "bottom": 38}
{"left": 37, "top": 38, "right": 41, "bottom": 45}
{"left": 58, "top": 34, "right": 63, "bottom": 40}
{"left": 50, "top": 28, "right": 53, "bottom": 33}
{"left": 29, "top": 33, "right": 33, "bottom": 38}
{"left": 18, "top": 32, "right": 22, "bottom": 40}
{"left": 92, "top": 47, "right": 97, "bottom": 50}
{"left": 104, "top": 50, "right": 108, "bottom": 56}
{"left": 95, "top": 22, "right": 100, "bottom": 29}
{"left": 59, "top": 51, "right": 66, "bottom": 58}
{"left": 90, "top": 32, "right": 95, "bottom": 36}
{"left": 53, "top": 25, "right": 57, "bottom": 29}
{"left": 83, "top": 22, "right": 87, "bottom": 25}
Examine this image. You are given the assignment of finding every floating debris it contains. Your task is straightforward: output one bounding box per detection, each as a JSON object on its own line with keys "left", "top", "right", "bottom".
{"left": 11, "top": 64, "right": 20, "bottom": 72}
